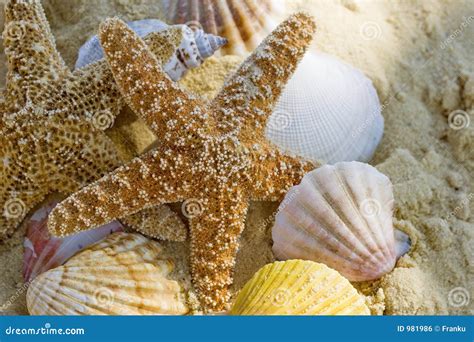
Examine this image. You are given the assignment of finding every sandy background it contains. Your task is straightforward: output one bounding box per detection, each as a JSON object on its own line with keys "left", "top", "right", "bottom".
{"left": 0, "top": 0, "right": 472, "bottom": 315}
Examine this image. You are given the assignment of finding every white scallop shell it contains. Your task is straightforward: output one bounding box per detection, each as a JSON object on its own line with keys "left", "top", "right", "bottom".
{"left": 27, "top": 232, "right": 189, "bottom": 315}
{"left": 76, "top": 19, "right": 226, "bottom": 81}
{"left": 272, "top": 161, "right": 410, "bottom": 281}
{"left": 266, "top": 52, "right": 384, "bottom": 163}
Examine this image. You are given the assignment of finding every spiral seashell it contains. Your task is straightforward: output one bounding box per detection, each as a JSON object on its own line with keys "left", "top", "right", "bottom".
{"left": 266, "top": 52, "right": 384, "bottom": 163}
{"left": 231, "top": 260, "right": 370, "bottom": 315}
{"left": 27, "top": 232, "right": 189, "bottom": 315}
{"left": 75, "top": 19, "right": 227, "bottom": 81}
{"left": 272, "top": 161, "right": 411, "bottom": 282}
{"left": 23, "top": 200, "right": 123, "bottom": 283}
{"left": 161, "top": 0, "right": 285, "bottom": 56}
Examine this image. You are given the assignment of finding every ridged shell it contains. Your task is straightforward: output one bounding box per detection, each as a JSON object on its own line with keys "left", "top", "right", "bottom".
{"left": 75, "top": 19, "right": 226, "bottom": 81}
{"left": 27, "top": 232, "right": 189, "bottom": 315}
{"left": 23, "top": 200, "right": 123, "bottom": 283}
{"left": 272, "top": 162, "right": 411, "bottom": 282}
{"left": 161, "top": 0, "right": 284, "bottom": 56}
{"left": 231, "top": 260, "right": 370, "bottom": 315}
{"left": 266, "top": 52, "right": 384, "bottom": 163}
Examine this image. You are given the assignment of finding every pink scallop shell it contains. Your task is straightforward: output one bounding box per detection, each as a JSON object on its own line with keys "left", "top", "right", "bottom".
{"left": 23, "top": 200, "right": 123, "bottom": 282}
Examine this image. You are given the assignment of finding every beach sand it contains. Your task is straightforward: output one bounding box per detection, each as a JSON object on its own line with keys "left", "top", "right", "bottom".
{"left": 0, "top": 0, "right": 472, "bottom": 315}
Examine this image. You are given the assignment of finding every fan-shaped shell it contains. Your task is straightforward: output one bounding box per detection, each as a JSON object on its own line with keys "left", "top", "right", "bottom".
{"left": 272, "top": 162, "right": 411, "bottom": 282}
{"left": 161, "top": 0, "right": 284, "bottom": 56}
{"left": 23, "top": 200, "right": 123, "bottom": 283}
{"left": 231, "top": 260, "right": 370, "bottom": 315}
{"left": 266, "top": 52, "right": 384, "bottom": 163}
{"left": 27, "top": 232, "right": 189, "bottom": 315}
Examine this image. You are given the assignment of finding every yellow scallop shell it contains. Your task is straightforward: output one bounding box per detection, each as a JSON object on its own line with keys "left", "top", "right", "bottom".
{"left": 231, "top": 260, "right": 370, "bottom": 315}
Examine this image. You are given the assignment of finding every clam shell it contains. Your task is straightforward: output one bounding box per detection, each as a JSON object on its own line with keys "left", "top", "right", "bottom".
{"left": 266, "top": 52, "right": 384, "bottom": 163}
{"left": 161, "top": 0, "right": 284, "bottom": 56}
{"left": 272, "top": 161, "right": 411, "bottom": 282}
{"left": 27, "top": 232, "right": 189, "bottom": 315}
{"left": 231, "top": 260, "right": 370, "bottom": 315}
{"left": 23, "top": 200, "right": 123, "bottom": 283}
{"left": 76, "top": 19, "right": 226, "bottom": 81}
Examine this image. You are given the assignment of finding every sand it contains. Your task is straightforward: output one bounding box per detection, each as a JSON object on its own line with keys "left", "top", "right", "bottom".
{"left": 0, "top": 0, "right": 472, "bottom": 315}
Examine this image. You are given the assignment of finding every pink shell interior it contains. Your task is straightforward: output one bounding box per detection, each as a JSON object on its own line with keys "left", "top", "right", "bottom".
{"left": 23, "top": 200, "right": 123, "bottom": 283}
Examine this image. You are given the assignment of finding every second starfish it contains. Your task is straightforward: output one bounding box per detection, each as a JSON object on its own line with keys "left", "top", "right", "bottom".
{"left": 49, "top": 13, "right": 317, "bottom": 312}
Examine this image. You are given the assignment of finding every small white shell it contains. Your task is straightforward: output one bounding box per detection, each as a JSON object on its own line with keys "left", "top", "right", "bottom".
{"left": 272, "top": 161, "right": 411, "bottom": 281}
{"left": 76, "top": 19, "right": 226, "bottom": 81}
{"left": 266, "top": 52, "right": 384, "bottom": 163}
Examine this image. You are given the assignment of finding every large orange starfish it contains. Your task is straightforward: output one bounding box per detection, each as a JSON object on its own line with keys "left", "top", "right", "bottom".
{"left": 49, "top": 13, "right": 317, "bottom": 311}
{"left": 0, "top": 0, "right": 223, "bottom": 241}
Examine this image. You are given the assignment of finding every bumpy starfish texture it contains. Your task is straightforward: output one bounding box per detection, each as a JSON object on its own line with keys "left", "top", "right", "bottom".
{"left": 0, "top": 0, "right": 192, "bottom": 240}
{"left": 49, "top": 13, "right": 317, "bottom": 311}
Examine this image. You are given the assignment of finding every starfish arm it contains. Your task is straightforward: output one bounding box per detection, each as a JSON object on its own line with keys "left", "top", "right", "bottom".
{"left": 3, "top": 0, "right": 69, "bottom": 108}
{"left": 99, "top": 18, "right": 208, "bottom": 145}
{"left": 249, "top": 147, "right": 318, "bottom": 202}
{"left": 48, "top": 148, "right": 192, "bottom": 237}
{"left": 210, "top": 13, "right": 316, "bottom": 136}
{"left": 60, "top": 61, "right": 124, "bottom": 131}
{"left": 120, "top": 205, "right": 187, "bottom": 242}
{"left": 63, "top": 30, "right": 186, "bottom": 131}
{"left": 189, "top": 192, "right": 248, "bottom": 312}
